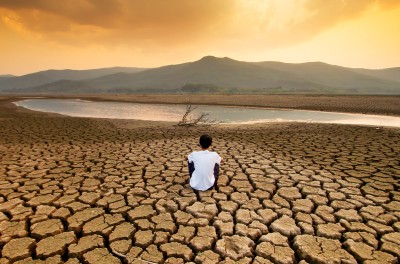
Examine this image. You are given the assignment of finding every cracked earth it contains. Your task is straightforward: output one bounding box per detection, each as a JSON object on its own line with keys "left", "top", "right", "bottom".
{"left": 0, "top": 99, "right": 399, "bottom": 263}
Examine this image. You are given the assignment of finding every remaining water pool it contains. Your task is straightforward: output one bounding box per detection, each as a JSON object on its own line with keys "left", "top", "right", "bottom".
{"left": 14, "top": 99, "right": 400, "bottom": 127}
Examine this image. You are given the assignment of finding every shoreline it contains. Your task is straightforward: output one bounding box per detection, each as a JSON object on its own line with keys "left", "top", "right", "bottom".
{"left": 14, "top": 97, "right": 400, "bottom": 118}
{"left": 3, "top": 93, "right": 400, "bottom": 117}
{"left": 10, "top": 96, "right": 400, "bottom": 129}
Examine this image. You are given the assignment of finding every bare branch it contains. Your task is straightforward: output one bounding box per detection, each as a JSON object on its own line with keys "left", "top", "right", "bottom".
{"left": 176, "top": 104, "right": 219, "bottom": 126}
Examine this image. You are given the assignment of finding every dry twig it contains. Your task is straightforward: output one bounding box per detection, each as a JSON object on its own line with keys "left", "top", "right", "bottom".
{"left": 176, "top": 104, "right": 218, "bottom": 126}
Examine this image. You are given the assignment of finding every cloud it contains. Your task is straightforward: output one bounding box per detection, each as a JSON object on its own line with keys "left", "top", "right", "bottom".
{"left": 263, "top": 0, "right": 400, "bottom": 46}
{"left": 0, "top": 0, "right": 399, "bottom": 49}
{"left": 0, "top": 0, "right": 235, "bottom": 47}
{"left": 0, "top": 0, "right": 122, "bottom": 28}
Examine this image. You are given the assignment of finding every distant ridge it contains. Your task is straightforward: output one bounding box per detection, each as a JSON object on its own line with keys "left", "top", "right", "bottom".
{"left": 0, "top": 67, "right": 146, "bottom": 91}
{"left": 1, "top": 56, "right": 399, "bottom": 94}
{"left": 0, "top": 74, "right": 15, "bottom": 80}
{"left": 351, "top": 67, "right": 400, "bottom": 83}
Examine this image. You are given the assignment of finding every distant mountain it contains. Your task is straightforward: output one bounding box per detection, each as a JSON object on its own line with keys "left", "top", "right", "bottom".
{"left": 254, "top": 61, "right": 400, "bottom": 93}
{"left": 0, "top": 74, "right": 15, "bottom": 80}
{"left": 82, "top": 56, "right": 327, "bottom": 92}
{"left": 0, "top": 67, "right": 146, "bottom": 91}
{"left": 350, "top": 67, "right": 400, "bottom": 83}
{"left": 3, "top": 56, "right": 400, "bottom": 94}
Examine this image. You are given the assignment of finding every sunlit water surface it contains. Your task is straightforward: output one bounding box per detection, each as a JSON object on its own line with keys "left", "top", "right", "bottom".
{"left": 14, "top": 99, "right": 400, "bottom": 128}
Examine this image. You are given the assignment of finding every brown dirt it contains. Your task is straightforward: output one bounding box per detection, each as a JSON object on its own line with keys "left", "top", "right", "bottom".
{"left": 0, "top": 95, "right": 399, "bottom": 263}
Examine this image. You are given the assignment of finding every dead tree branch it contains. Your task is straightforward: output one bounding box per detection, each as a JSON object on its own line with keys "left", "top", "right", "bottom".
{"left": 176, "top": 104, "right": 218, "bottom": 126}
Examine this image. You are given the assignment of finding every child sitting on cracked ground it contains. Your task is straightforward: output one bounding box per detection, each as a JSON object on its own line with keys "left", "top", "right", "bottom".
{"left": 188, "top": 134, "right": 222, "bottom": 191}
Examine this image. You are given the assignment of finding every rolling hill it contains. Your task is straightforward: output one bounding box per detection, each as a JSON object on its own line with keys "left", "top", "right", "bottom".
{"left": 254, "top": 61, "right": 400, "bottom": 93}
{"left": 82, "top": 56, "right": 325, "bottom": 93}
{"left": 0, "top": 67, "right": 146, "bottom": 91}
{"left": 2, "top": 56, "right": 399, "bottom": 94}
{"left": 0, "top": 74, "right": 14, "bottom": 77}
{"left": 350, "top": 67, "right": 400, "bottom": 83}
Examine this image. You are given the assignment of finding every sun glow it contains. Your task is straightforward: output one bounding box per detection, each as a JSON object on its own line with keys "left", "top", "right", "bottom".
{"left": 0, "top": 0, "right": 399, "bottom": 75}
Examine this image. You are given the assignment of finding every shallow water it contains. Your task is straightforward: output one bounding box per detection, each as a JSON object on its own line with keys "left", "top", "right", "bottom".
{"left": 14, "top": 99, "right": 400, "bottom": 127}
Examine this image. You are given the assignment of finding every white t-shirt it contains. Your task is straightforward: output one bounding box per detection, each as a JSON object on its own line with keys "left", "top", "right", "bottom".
{"left": 188, "top": 150, "right": 222, "bottom": 191}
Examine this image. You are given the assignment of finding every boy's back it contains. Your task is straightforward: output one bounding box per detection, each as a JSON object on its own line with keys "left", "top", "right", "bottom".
{"left": 187, "top": 134, "right": 222, "bottom": 191}
{"left": 188, "top": 150, "right": 221, "bottom": 191}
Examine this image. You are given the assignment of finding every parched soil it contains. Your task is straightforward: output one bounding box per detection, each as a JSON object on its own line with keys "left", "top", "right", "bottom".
{"left": 0, "top": 96, "right": 399, "bottom": 263}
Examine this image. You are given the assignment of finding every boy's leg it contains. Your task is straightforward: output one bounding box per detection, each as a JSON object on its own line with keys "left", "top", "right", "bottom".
{"left": 188, "top": 161, "right": 195, "bottom": 178}
{"left": 212, "top": 163, "right": 220, "bottom": 189}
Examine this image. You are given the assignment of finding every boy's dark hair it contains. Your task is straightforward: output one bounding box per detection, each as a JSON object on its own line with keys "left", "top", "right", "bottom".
{"left": 199, "top": 134, "right": 212, "bottom": 149}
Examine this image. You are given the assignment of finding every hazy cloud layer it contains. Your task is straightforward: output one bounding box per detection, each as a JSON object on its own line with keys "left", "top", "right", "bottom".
{"left": 1, "top": 0, "right": 399, "bottom": 75}
{"left": 1, "top": 0, "right": 398, "bottom": 48}
{"left": 285, "top": 0, "right": 400, "bottom": 40}
{"left": 0, "top": 0, "right": 234, "bottom": 46}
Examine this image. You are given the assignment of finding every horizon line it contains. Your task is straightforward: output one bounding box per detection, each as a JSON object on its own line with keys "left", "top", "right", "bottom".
{"left": 2, "top": 56, "right": 399, "bottom": 76}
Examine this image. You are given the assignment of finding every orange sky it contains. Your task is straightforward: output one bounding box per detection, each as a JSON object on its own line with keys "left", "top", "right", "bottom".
{"left": 1, "top": 0, "right": 400, "bottom": 75}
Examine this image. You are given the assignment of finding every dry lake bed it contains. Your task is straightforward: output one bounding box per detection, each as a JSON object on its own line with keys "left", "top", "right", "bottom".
{"left": 0, "top": 95, "right": 399, "bottom": 264}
